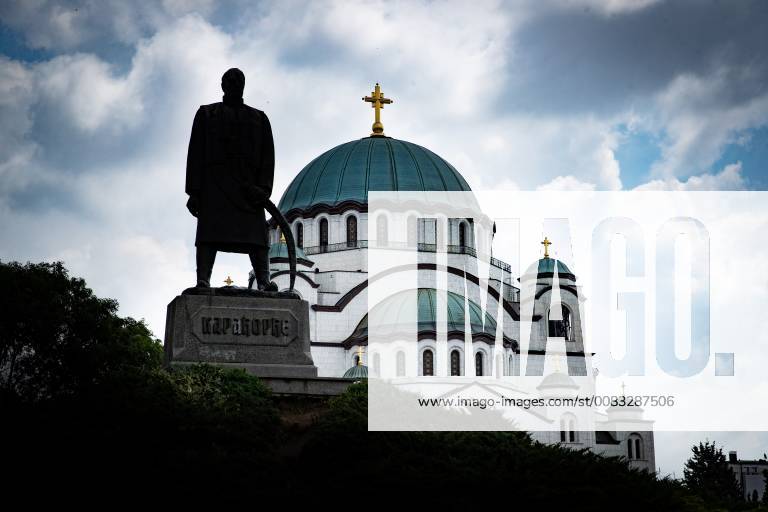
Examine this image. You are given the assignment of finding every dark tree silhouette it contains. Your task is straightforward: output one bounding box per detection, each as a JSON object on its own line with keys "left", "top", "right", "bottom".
{"left": 0, "top": 260, "right": 161, "bottom": 402}
{"left": 0, "top": 260, "right": 741, "bottom": 509}
{"left": 763, "top": 469, "right": 768, "bottom": 504}
{"left": 684, "top": 440, "right": 743, "bottom": 508}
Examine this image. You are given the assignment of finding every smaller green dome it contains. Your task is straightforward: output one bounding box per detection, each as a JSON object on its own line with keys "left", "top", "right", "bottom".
{"left": 537, "top": 371, "right": 578, "bottom": 390}
{"left": 269, "top": 242, "right": 313, "bottom": 267}
{"left": 343, "top": 364, "right": 368, "bottom": 380}
{"left": 537, "top": 258, "right": 572, "bottom": 276}
{"left": 348, "top": 288, "right": 498, "bottom": 339}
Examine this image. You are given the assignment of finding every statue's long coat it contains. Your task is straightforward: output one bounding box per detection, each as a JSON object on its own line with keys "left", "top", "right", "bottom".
{"left": 185, "top": 101, "right": 274, "bottom": 251}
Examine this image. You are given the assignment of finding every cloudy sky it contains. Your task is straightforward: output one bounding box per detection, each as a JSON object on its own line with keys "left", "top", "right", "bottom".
{"left": 1, "top": 0, "right": 766, "bottom": 475}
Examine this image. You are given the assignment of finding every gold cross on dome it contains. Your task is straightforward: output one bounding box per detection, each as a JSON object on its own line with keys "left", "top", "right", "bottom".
{"left": 362, "top": 83, "right": 393, "bottom": 137}
{"left": 224, "top": 276, "right": 234, "bottom": 286}
{"left": 357, "top": 345, "right": 364, "bottom": 366}
{"left": 541, "top": 237, "right": 552, "bottom": 259}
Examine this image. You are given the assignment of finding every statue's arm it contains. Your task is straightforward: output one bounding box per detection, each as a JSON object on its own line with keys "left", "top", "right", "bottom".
{"left": 185, "top": 107, "right": 205, "bottom": 197}
{"left": 260, "top": 111, "right": 275, "bottom": 199}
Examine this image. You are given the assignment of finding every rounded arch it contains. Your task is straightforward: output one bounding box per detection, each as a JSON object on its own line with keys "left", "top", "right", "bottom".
{"left": 318, "top": 216, "right": 330, "bottom": 251}
{"left": 418, "top": 343, "right": 436, "bottom": 376}
{"left": 293, "top": 220, "right": 304, "bottom": 249}
{"left": 474, "top": 346, "right": 490, "bottom": 376}
{"left": 449, "top": 346, "right": 463, "bottom": 376}
{"left": 344, "top": 212, "right": 358, "bottom": 248}
{"left": 376, "top": 213, "right": 389, "bottom": 247}
{"left": 559, "top": 413, "right": 578, "bottom": 443}
{"left": 459, "top": 219, "right": 470, "bottom": 248}
{"left": 547, "top": 303, "right": 573, "bottom": 341}
{"left": 406, "top": 214, "right": 418, "bottom": 247}
{"left": 395, "top": 350, "right": 406, "bottom": 377}
{"left": 627, "top": 433, "right": 644, "bottom": 460}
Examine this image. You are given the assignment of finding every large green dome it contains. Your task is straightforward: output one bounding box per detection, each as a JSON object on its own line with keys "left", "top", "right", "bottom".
{"left": 278, "top": 137, "right": 472, "bottom": 217}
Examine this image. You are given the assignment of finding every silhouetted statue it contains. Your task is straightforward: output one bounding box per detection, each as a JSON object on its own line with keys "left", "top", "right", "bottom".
{"left": 185, "top": 68, "right": 277, "bottom": 290}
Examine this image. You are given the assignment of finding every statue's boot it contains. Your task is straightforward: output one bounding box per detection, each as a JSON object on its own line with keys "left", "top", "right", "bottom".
{"left": 249, "top": 247, "right": 277, "bottom": 291}
{"left": 196, "top": 245, "right": 217, "bottom": 288}
{"left": 257, "top": 277, "right": 278, "bottom": 292}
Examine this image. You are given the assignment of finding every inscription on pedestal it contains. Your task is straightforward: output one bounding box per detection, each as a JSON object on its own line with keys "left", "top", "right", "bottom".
{"left": 191, "top": 306, "right": 298, "bottom": 346}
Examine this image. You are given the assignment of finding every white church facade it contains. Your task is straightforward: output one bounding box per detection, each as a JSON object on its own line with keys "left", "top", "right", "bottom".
{"left": 258, "top": 84, "right": 656, "bottom": 472}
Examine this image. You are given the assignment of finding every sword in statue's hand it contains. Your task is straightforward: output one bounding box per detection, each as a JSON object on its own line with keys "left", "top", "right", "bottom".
{"left": 264, "top": 199, "right": 297, "bottom": 293}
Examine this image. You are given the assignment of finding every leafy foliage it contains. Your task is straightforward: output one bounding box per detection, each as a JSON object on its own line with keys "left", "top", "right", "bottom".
{"left": 684, "top": 441, "right": 743, "bottom": 508}
{"left": 0, "top": 261, "right": 162, "bottom": 402}
{"left": 764, "top": 469, "right": 768, "bottom": 504}
{"left": 296, "top": 382, "right": 713, "bottom": 510}
{"left": 0, "top": 260, "right": 749, "bottom": 508}
{"left": 0, "top": 260, "right": 281, "bottom": 493}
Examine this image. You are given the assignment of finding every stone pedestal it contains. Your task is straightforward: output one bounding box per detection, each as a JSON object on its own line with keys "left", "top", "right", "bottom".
{"left": 164, "top": 287, "right": 318, "bottom": 378}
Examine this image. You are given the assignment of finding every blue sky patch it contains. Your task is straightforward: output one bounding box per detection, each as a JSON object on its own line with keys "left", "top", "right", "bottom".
{"left": 714, "top": 126, "right": 768, "bottom": 190}
{"left": 614, "top": 124, "right": 663, "bottom": 189}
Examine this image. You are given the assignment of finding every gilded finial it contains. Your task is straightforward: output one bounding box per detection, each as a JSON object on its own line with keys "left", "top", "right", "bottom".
{"left": 362, "top": 82, "right": 393, "bottom": 137}
{"left": 541, "top": 237, "right": 552, "bottom": 259}
{"left": 224, "top": 275, "right": 234, "bottom": 286}
{"left": 357, "top": 345, "right": 364, "bottom": 366}
{"left": 280, "top": 231, "right": 286, "bottom": 244}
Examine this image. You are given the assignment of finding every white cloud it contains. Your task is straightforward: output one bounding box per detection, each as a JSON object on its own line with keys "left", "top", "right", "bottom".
{"left": 0, "top": 57, "right": 39, "bottom": 200}
{"left": 634, "top": 161, "right": 746, "bottom": 191}
{"left": 537, "top": 175, "right": 596, "bottom": 191}
{"left": 0, "top": 0, "right": 218, "bottom": 49}
{"left": 544, "top": 0, "right": 662, "bottom": 16}
{"left": 649, "top": 69, "right": 768, "bottom": 179}
{"left": 595, "top": 133, "right": 623, "bottom": 191}
{"left": 34, "top": 54, "right": 143, "bottom": 132}
{"left": 0, "top": 1, "right": 766, "bottom": 342}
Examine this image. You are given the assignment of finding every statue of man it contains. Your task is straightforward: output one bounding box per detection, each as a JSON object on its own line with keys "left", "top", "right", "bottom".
{"left": 185, "top": 68, "right": 277, "bottom": 291}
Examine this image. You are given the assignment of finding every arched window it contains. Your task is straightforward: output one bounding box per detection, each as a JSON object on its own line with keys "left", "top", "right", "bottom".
{"left": 419, "top": 218, "right": 437, "bottom": 248}
{"left": 548, "top": 304, "right": 573, "bottom": 341}
{"left": 376, "top": 215, "right": 388, "bottom": 247}
{"left": 561, "top": 415, "right": 577, "bottom": 443}
{"left": 450, "top": 350, "right": 461, "bottom": 376}
{"left": 295, "top": 222, "right": 303, "bottom": 249}
{"left": 319, "top": 218, "right": 328, "bottom": 252}
{"left": 475, "top": 352, "right": 484, "bottom": 376}
{"left": 459, "top": 221, "right": 467, "bottom": 248}
{"left": 508, "top": 355, "right": 514, "bottom": 376}
{"left": 627, "top": 434, "right": 643, "bottom": 460}
{"left": 396, "top": 351, "right": 406, "bottom": 377}
{"left": 407, "top": 216, "right": 417, "bottom": 247}
{"left": 422, "top": 349, "right": 434, "bottom": 376}
{"left": 353, "top": 354, "right": 360, "bottom": 366}
{"left": 346, "top": 215, "right": 357, "bottom": 248}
